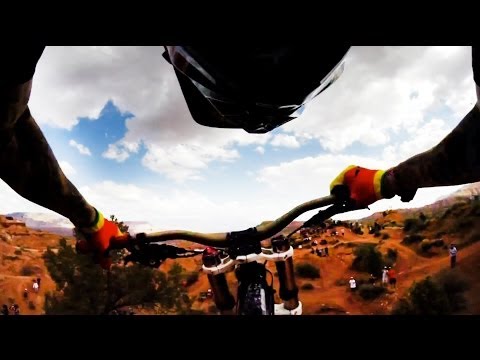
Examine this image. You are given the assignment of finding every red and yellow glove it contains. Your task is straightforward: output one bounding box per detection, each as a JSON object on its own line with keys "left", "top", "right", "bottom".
{"left": 330, "top": 165, "right": 388, "bottom": 208}
{"left": 75, "top": 209, "right": 127, "bottom": 269}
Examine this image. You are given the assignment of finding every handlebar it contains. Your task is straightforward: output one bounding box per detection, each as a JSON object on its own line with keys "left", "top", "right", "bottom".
{"left": 112, "top": 194, "right": 359, "bottom": 251}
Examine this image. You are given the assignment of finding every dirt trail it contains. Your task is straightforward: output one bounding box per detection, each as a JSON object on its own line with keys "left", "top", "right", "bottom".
{"left": 2, "top": 215, "right": 480, "bottom": 315}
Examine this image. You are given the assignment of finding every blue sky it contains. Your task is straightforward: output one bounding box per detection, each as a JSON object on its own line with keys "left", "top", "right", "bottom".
{"left": 0, "top": 46, "right": 477, "bottom": 232}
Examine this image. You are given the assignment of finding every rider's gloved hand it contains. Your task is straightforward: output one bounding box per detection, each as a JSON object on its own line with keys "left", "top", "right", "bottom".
{"left": 75, "top": 209, "right": 127, "bottom": 270}
{"left": 330, "top": 165, "right": 417, "bottom": 208}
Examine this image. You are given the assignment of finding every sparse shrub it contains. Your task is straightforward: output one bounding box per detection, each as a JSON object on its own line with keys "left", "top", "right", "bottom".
{"left": 469, "top": 203, "right": 480, "bottom": 217}
{"left": 441, "top": 203, "right": 464, "bottom": 220}
{"left": 409, "top": 277, "right": 451, "bottom": 314}
{"left": 320, "top": 239, "right": 327, "bottom": 245}
{"left": 208, "top": 305, "right": 218, "bottom": 314}
{"left": 20, "top": 265, "right": 38, "bottom": 276}
{"left": 436, "top": 271, "right": 469, "bottom": 311}
{"left": 419, "top": 212, "right": 427, "bottom": 223}
{"left": 301, "top": 283, "right": 314, "bottom": 290}
{"left": 403, "top": 218, "right": 427, "bottom": 234}
{"left": 353, "top": 225, "right": 364, "bottom": 235}
{"left": 355, "top": 277, "right": 370, "bottom": 287}
{"left": 391, "top": 298, "right": 413, "bottom": 314}
{"left": 14, "top": 249, "right": 22, "bottom": 255}
{"left": 464, "top": 229, "right": 480, "bottom": 246}
{"left": 184, "top": 272, "right": 199, "bottom": 287}
{"left": 295, "top": 262, "right": 320, "bottom": 279}
{"left": 369, "top": 222, "right": 382, "bottom": 235}
{"left": 432, "top": 239, "right": 444, "bottom": 247}
{"left": 352, "top": 244, "right": 383, "bottom": 276}
{"left": 335, "top": 278, "right": 348, "bottom": 287}
{"left": 3, "top": 255, "right": 19, "bottom": 261}
{"left": 392, "top": 276, "right": 457, "bottom": 315}
{"left": 420, "top": 239, "right": 433, "bottom": 252}
{"left": 185, "top": 309, "right": 206, "bottom": 315}
{"left": 358, "top": 284, "right": 386, "bottom": 300}
{"left": 402, "top": 234, "right": 424, "bottom": 245}
{"left": 373, "top": 231, "right": 381, "bottom": 238}
{"left": 435, "top": 231, "right": 446, "bottom": 238}
{"left": 387, "top": 248, "right": 398, "bottom": 261}
{"left": 381, "top": 233, "right": 390, "bottom": 240}
{"left": 44, "top": 228, "right": 193, "bottom": 315}
{"left": 455, "top": 218, "right": 474, "bottom": 232}
{"left": 28, "top": 301, "right": 36, "bottom": 310}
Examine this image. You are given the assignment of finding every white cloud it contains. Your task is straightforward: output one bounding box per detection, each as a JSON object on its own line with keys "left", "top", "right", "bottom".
{"left": 78, "top": 181, "right": 274, "bottom": 232}
{"left": 270, "top": 134, "right": 301, "bottom": 148}
{"left": 255, "top": 146, "right": 265, "bottom": 155}
{"left": 69, "top": 139, "right": 91, "bottom": 156}
{"left": 102, "top": 144, "right": 129, "bottom": 162}
{"left": 58, "top": 160, "right": 76, "bottom": 177}
{"left": 281, "top": 46, "right": 476, "bottom": 153}
{"left": 29, "top": 47, "right": 271, "bottom": 182}
{"left": 102, "top": 140, "right": 141, "bottom": 162}
{"left": 382, "top": 118, "right": 452, "bottom": 164}
{"left": 141, "top": 143, "right": 239, "bottom": 182}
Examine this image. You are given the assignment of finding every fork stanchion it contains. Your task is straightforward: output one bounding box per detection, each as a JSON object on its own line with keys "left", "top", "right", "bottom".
{"left": 271, "top": 236, "right": 299, "bottom": 311}
{"left": 202, "top": 247, "right": 235, "bottom": 314}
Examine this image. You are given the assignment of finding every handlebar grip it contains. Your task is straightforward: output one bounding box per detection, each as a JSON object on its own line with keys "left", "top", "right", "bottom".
{"left": 109, "top": 233, "right": 133, "bottom": 249}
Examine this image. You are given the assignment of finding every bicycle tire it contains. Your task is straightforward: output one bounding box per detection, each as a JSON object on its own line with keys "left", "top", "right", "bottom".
{"left": 236, "top": 262, "right": 275, "bottom": 315}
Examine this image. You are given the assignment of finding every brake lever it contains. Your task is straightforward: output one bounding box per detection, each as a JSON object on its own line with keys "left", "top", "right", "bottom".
{"left": 124, "top": 243, "right": 203, "bottom": 268}
{"left": 286, "top": 199, "right": 362, "bottom": 238}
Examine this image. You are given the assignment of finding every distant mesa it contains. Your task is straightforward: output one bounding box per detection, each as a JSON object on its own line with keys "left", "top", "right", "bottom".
{"left": 4, "top": 212, "right": 154, "bottom": 237}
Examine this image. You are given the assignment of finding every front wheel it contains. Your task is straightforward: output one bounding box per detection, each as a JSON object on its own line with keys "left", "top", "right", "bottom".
{"left": 236, "top": 262, "right": 275, "bottom": 315}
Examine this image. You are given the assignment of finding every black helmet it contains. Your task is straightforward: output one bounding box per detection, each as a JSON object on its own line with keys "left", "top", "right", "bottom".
{"left": 164, "top": 46, "right": 351, "bottom": 133}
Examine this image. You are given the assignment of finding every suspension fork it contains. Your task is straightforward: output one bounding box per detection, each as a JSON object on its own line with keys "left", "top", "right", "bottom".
{"left": 270, "top": 236, "right": 299, "bottom": 310}
{"left": 202, "top": 248, "right": 236, "bottom": 315}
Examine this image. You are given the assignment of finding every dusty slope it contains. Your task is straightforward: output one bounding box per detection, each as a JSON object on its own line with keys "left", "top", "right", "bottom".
{"left": 2, "top": 204, "right": 480, "bottom": 315}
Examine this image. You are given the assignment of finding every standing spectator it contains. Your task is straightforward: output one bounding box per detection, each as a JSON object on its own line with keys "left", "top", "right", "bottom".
{"left": 368, "top": 274, "right": 376, "bottom": 284}
{"left": 32, "top": 280, "right": 39, "bottom": 293}
{"left": 387, "top": 267, "right": 397, "bottom": 289}
{"left": 324, "top": 246, "right": 329, "bottom": 256}
{"left": 382, "top": 266, "right": 389, "bottom": 286}
{"left": 23, "top": 288, "right": 28, "bottom": 300}
{"left": 341, "top": 229, "right": 344, "bottom": 236}
{"left": 449, "top": 244, "right": 458, "bottom": 268}
{"left": 1, "top": 304, "right": 8, "bottom": 315}
{"left": 349, "top": 277, "right": 357, "bottom": 292}
{"left": 36, "top": 277, "right": 41, "bottom": 289}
